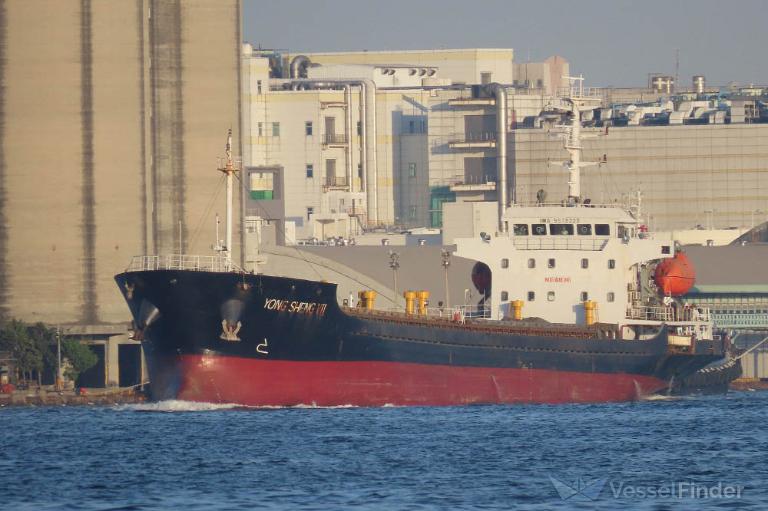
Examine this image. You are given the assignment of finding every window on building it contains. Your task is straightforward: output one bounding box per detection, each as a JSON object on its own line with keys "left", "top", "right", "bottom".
{"left": 536, "top": 79, "right": 543, "bottom": 88}
{"left": 581, "top": 292, "right": 589, "bottom": 302}
{"left": 409, "top": 120, "right": 415, "bottom": 134}
{"left": 272, "top": 122, "right": 280, "bottom": 137}
{"left": 513, "top": 224, "right": 529, "bottom": 236}
{"left": 548, "top": 258, "right": 556, "bottom": 269}
{"left": 547, "top": 291, "right": 555, "bottom": 302}
{"left": 532, "top": 224, "right": 547, "bottom": 236}
{"left": 409, "top": 205, "right": 417, "bottom": 219}
{"left": 501, "top": 258, "right": 509, "bottom": 269}
{"left": 595, "top": 224, "right": 610, "bottom": 236}
{"left": 581, "top": 258, "right": 589, "bottom": 269}
{"left": 608, "top": 259, "right": 616, "bottom": 269}
{"left": 357, "top": 164, "right": 363, "bottom": 179}
{"left": 577, "top": 224, "right": 592, "bottom": 235}
{"left": 607, "top": 292, "right": 615, "bottom": 302}
{"left": 307, "top": 206, "right": 314, "bottom": 220}
{"left": 408, "top": 162, "right": 417, "bottom": 177}
{"left": 527, "top": 291, "right": 535, "bottom": 301}
{"left": 257, "top": 80, "right": 262, "bottom": 94}
{"left": 528, "top": 258, "right": 536, "bottom": 269}
{"left": 306, "top": 164, "right": 314, "bottom": 178}
{"left": 549, "top": 224, "right": 574, "bottom": 235}
{"left": 662, "top": 245, "right": 671, "bottom": 254}
{"left": 481, "top": 72, "right": 492, "bottom": 85}
{"left": 357, "top": 121, "right": 362, "bottom": 136}
{"left": 501, "top": 291, "right": 509, "bottom": 301}
{"left": 249, "top": 171, "right": 274, "bottom": 200}
{"left": 305, "top": 121, "right": 313, "bottom": 136}
{"left": 257, "top": 122, "right": 263, "bottom": 137}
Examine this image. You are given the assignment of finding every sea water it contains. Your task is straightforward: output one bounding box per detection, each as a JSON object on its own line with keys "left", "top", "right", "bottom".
{"left": 1, "top": 392, "right": 766, "bottom": 510}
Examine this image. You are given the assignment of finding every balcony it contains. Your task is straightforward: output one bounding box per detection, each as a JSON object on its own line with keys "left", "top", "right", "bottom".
{"left": 323, "top": 133, "right": 348, "bottom": 147}
{"left": 324, "top": 176, "right": 349, "bottom": 190}
{"left": 448, "top": 132, "right": 496, "bottom": 150}
{"left": 447, "top": 97, "right": 496, "bottom": 107}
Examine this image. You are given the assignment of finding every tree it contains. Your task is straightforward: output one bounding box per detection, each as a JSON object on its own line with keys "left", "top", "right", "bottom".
{"left": 28, "top": 322, "right": 59, "bottom": 384}
{"left": 61, "top": 339, "right": 98, "bottom": 383}
{"left": 0, "top": 319, "right": 42, "bottom": 382}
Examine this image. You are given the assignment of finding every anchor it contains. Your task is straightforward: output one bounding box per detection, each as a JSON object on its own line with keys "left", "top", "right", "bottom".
{"left": 220, "top": 319, "right": 242, "bottom": 341}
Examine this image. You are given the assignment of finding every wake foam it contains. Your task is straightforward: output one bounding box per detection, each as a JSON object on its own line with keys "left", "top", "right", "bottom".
{"left": 116, "top": 399, "right": 243, "bottom": 412}
{"left": 115, "top": 400, "right": 369, "bottom": 412}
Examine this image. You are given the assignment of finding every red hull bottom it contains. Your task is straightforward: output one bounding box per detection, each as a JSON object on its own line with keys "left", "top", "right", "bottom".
{"left": 163, "top": 354, "right": 669, "bottom": 406}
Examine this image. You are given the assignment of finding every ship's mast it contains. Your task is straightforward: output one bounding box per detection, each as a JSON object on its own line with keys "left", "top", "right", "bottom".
{"left": 560, "top": 76, "right": 602, "bottom": 203}
{"left": 218, "top": 129, "right": 239, "bottom": 262}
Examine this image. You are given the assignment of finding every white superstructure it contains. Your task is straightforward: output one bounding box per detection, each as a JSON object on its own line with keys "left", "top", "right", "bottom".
{"left": 454, "top": 78, "right": 713, "bottom": 342}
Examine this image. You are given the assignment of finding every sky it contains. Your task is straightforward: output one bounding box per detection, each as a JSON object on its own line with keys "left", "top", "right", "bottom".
{"left": 243, "top": 0, "right": 767, "bottom": 88}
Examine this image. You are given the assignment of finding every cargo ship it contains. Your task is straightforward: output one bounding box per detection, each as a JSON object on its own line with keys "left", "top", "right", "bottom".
{"left": 115, "top": 80, "right": 724, "bottom": 406}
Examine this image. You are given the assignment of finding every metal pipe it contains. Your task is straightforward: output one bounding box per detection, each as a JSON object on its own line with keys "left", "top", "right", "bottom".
{"left": 363, "top": 79, "right": 378, "bottom": 225}
{"left": 289, "top": 55, "right": 310, "bottom": 79}
{"left": 489, "top": 84, "right": 508, "bottom": 232}
{"left": 344, "top": 84, "right": 353, "bottom": 192}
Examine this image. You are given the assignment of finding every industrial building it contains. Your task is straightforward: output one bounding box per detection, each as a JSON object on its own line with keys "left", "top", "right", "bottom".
{"left": 241, "top": 47, "right": 768, "bottom": 253}
{"left": 241, "top": 47, "right": 570, "bottom": 244}
{"left": 0, "top": 1, "right": 243, "bottom": 388}
{"left": 0, "top": 1, "right": 242, "bottom": 327}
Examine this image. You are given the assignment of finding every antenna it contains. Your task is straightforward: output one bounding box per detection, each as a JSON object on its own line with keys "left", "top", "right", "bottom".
{"left": 549, "top": 76, "right": 603, "bottom": 202}
{"left": 674, "top": 48, "right": 679, "bottom": 93}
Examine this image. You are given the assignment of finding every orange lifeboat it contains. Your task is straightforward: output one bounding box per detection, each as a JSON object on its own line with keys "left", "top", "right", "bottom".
{"left": 654, "top": 251, "right": 696, "bottom": 296}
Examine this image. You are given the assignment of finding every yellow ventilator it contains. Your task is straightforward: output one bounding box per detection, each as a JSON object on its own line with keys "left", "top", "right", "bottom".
{"left": 512, "top": 299, "right": 524, "bottom": 320}
{"left": 404, "top": 291, "right": 416, "bottom": 315}
{"left": 584, "top": 300, "right": 598, "bottom": 325}
{"left": 417, "top": 290, "right": 430, "bottom": 316}
{"left": 358, "top": 290, "right": 366, "bottom": 309}
{"left": 364, "top": 290, "right": 377, "bottom": 310}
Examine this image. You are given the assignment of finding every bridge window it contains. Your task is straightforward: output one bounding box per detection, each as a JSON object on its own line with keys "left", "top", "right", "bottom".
{"left": 595, "top": 224, "right": 610, "bottom": 236}
{"left": 501, "top": 291, "right": 509, "bottom": 301}
{"left": 501, "top": 258, "right": 509, "bottom": 269}
{"left": 532, "top": 224, "right": 547, "bottom": 236}
{"left": 513, "top": 224, "right": 529, "bottom": 236}
{"left": 547, "top": 291, "right": 555, "bottom": 302}
{"left": 577, "top": 224, "right": 592, "bottom": 235}
{"left": 548, "top": 258, "right": 556, "bottom": 268}
{"left": 528, "top": 291, "right": 535, "bottom": 301}
{"left": 607, "top": 292, "right": 615, "bottom": 302}
{"left": 528, "top": 258, "right": 536, "bottom": 268}
{"left": 549, "top": 224, "right": 574, "bottom": 235}
{"left": 608, "top": 259, "right": 616, "bottom": 269}
{"left": 581, "top": 258, "right": 589, "bottom": 269}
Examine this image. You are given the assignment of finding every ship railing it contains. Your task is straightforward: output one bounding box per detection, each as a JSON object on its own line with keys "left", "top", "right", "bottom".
{"left": 381, "top": 305, "right": 491, "bottom": 321}
{"left": 508, "top": 201, "right": 626, "bottom": 209}
{"left": 125, "top": 254, "right": 242, "bottom": 273}
{"left": 512, "top": 238, "right": 608, "bottom": 251}
{"left": 424, "top": 305, "right": 491, "bottom": 320}
{"left": 626, "top": 305, "right": 674, "bottom": 322}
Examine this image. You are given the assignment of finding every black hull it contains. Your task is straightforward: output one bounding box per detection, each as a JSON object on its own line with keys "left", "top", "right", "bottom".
{"left": 114, "top": 270, "right": 724, "bottom": 405}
